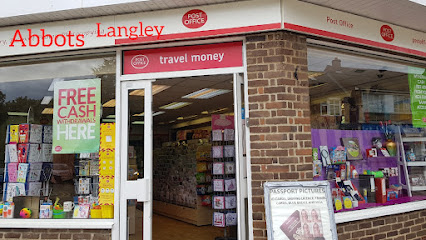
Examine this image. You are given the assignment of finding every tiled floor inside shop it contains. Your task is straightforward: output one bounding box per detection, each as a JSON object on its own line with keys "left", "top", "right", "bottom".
{"left": 130, "top": 210, "right": 223, "bottom": 240}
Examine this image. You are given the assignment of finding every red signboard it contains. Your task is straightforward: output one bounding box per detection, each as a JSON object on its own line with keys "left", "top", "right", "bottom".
{"left": 123, "top": 42, "right": 243, "bottom": 75}
{"left": 182, "top": 9, "right": 207, "bottom": 29}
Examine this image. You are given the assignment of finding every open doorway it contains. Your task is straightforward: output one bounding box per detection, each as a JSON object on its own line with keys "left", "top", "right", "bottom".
{"left": 128, "top": 74, "right": 240, "bottom": 240}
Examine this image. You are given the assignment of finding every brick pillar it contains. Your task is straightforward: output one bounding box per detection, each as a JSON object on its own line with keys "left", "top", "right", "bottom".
{"left": 246, "top": 31, "right": 312, "bottom": 240}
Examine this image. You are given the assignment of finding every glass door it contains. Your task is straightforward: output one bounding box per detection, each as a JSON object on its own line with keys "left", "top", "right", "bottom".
{"left": 120, "top": 80, "right": 153, "bottom": 240}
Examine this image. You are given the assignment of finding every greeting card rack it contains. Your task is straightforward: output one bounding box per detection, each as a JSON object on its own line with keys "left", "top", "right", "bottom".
{"left": 211, "top": 127, "right": 237, "bottom": 240}
{"left": 3, "top": 124, "right": 53, "bottom": 203}
{"left": 74, "top": 153, "right": 100, "bottom": 204}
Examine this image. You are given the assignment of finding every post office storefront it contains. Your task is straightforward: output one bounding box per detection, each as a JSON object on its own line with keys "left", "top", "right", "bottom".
{"left": 0, "top": 0, "right": 425, "bottom": 240}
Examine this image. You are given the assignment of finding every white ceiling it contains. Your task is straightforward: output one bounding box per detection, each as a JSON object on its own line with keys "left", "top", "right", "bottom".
{"left": 299, "top": 0, "right": 426, "bottom": 33}
{"left": 0, "top": 0, "right": 247, "bottom": 27}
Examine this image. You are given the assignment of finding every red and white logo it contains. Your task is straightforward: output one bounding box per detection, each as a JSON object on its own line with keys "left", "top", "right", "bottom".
{"left": 55, "top": 146, "right": 62, "bottom": 152}
{"left": 131, "top": 55, "right": 149, "bottom": 69}
{"left": 182, "top": 9, "right": 207, "bottom": 29}
{"left": 380, "top": 25, "right": 394, "bottom": 42}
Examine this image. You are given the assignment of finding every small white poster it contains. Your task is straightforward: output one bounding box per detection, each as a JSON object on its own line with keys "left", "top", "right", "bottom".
{"left": 264, "top": 181, "right": 337, "bottom": 240}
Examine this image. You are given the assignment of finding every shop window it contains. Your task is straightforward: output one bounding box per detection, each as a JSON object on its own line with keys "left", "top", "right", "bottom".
{"left": 308, "top": 47, "right": 426, "bottom": 213}
{"left": 0, "top": 55, "right": 116, "bottom": 219}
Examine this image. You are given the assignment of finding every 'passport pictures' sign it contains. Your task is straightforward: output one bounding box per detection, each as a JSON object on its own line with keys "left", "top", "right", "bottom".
{"left": 53, "top": 79, "right": 101, "bottom": 154}
{"left": 264, "top": 181, "right": 337, "bottom": 240}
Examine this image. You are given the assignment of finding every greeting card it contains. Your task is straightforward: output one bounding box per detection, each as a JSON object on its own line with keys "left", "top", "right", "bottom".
{"left": 341, "top": 138, "right": 362, "bottom": 160}
{"left": 312, "top": 148, "right": 319, "bottom": 161}
{"left": 195, "top": 173, "right": 206, "bottom": 184}
{"left": 17, "top": 163, "right": 29, "bottom": 183}
{"left": 223, "top": 129, "right": 235, "bottom": 141}
{"left": 226, "top": 212, "right": 237, "bottom": 226}
{"left": 213, "top": 179, "right": 225, "bottom": 192}
{"left": 73, "top": 204, "right": 90, "bottom": 219}
{"left": 196, "top": 185, "right": 208, "bottom": 195}
{"left": 39, "top": 204, "right": 52, "bottom": 219}
{"left": 213, "top": 196, "right": 225, "bottom": 209}
{"left": 5, "top": 144, "right": 18, "bottom": 163}
{"left": 79, "top": 161, "right": 90, "bottom": 176}
{"left": 212, "top": 130, "right": 223, "bottom": 142}
{"left": 224, "top": 145, "right": 235, "bottom": 158}
{"left": 212, "top": 146, "right": 224, "bottom": 158}
{"left": 225, "top": 195, "right": 237, "bottom": 209}
{"left": 201, "top": 195, "right": 211, "bottom": 206}
{"left": 18, "top": 144, "right": 29, "bottom": 163}
{"left": 196, "top": 162, "right": 208, "bottom": 172}
{"left": 42, "top": 125, "right": 52, "bottom": 143}
{"left": 29, "top": 124, "right": 43, "bottom": 143}
{"left": 4, "top": 182, "right": 26, "bottom": 202}
{"left": 28, "top": 182, "right": 42, "bottom": 196}
{"left": 78, "top": 178, "right": 91, "bottom": 194}
{"left": 28, "top": 144, "right": 42, "bottom": 163}
{"left": 225, "top": 178, "right": 236, "bottom": 192}
{"left": 213, "top": 212, "right": 225, "bottom": 227}
{"left": 40, "top": 163, "right": 53, "bottom": 182}
{"left": 212, "top": 162, "right": 225, "bottom": 175}
{"left": 41, "top": 144, "right": 53, "bottom": 162}
{"left": 225, "top": 162, "right": 235, "bottom": 174}
{"left": 90, "top": 159, "right": 99, "bottom": 176}
{"left": 28, "top": 163, "right": 43, "bottom": 182}
{"left": 330, "top": 146, "right": 346, "bottom": 165}
{"left": 7, "top": 163, "right": 19, "bottom": 182}
{"left": 313, "top": 160, "right": 322, "bottom": 178}
{"left": 18, "top": 124, "right": 30, "bottom": 143}
{"left": 9, "top": 125, "right": 19, "bottom": 143}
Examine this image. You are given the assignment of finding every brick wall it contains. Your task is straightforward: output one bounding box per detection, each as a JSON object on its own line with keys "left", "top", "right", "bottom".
{"left": 0, "top": 229, "right": 111, "bottom": 240}
{"left": 246, "top": 31, "right": 312, "bottom": 240}
{"left": 337, "top": 209, "right": 426, "bottom": 240}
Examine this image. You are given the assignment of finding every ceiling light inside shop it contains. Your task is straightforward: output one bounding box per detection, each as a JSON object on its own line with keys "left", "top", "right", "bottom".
{"left": 201, "top": 111, "right": 209, "bottom": 114}
{"left": 133, "top": 111, "right": 165, "bottom": 117}
{"left": 106, "top": 115, "right": 115, "bottom": 118}
{"left": 210, "top": 107, "right": 228, "bottom": 114}
{"left": 132, "top": 121, "right": 144, "bottom": 125}
{"left": 41, "top": 96, "right": 53, "bottom": 105}
{"left": 48, "top": 78, "right": 64, "bottom": 91}
{"left": 153, "top": 111, "right": 165, "bottom": 116}
{"left": 182, "top": 88, "right": 231, "bottom": 99}
{"left": 42, "top": 108, "right": 54, "bottom": 114}
{"left": 103, "top": 99, "right": 116, "bottom": 107}
{"left": 102, "top": 119, "right": 115, "bottom": 123}
{"left": 159, "top": 102, "right": 192, "bottom": 110}
{"left": 129, "top": 85, "right": 170, "bottom": 96}
{"left": 7, "top": 112, "right": 28, "bottom": 116}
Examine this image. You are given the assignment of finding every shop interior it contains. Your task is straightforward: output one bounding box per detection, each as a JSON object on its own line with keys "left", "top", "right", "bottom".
{"left": 308, "top": 47, "right": 426, "bottom": 214}
{"left": 126, "top": 74, "right": 239, "bottom": 240}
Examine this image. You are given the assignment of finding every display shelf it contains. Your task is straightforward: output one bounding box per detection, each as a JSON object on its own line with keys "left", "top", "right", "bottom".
{"left": 401, "top": 137, "right": 426, "bottom": 142}
{"left": 411, "top": 186, "right": 426, "bottom": 191}
{"left": 407, "top": 161, "right": 426, "bottom": 167}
